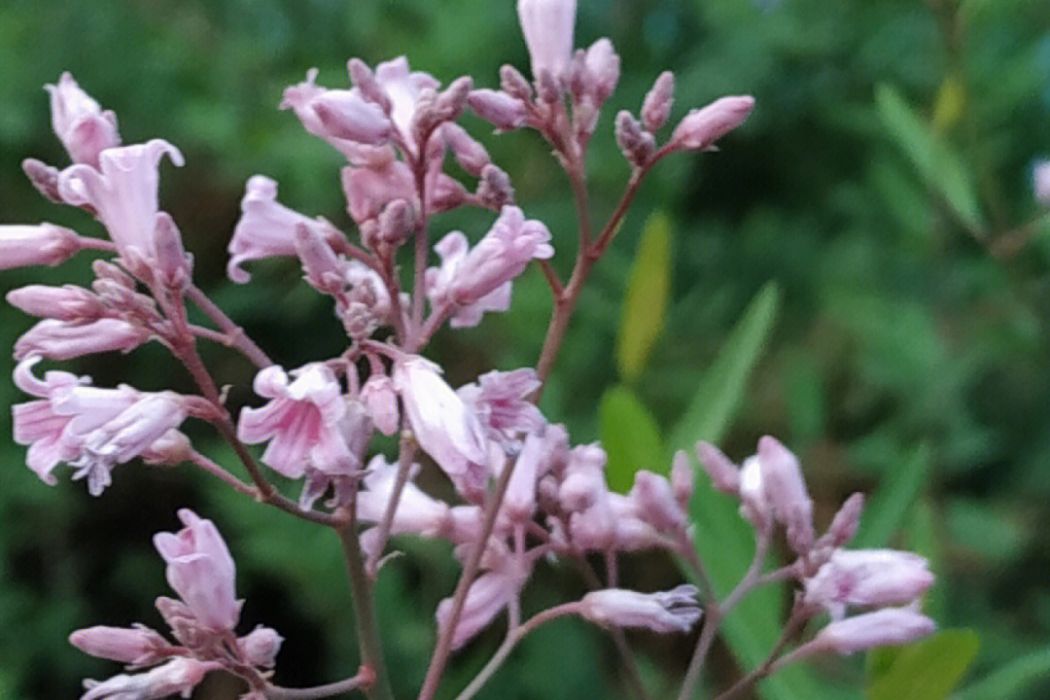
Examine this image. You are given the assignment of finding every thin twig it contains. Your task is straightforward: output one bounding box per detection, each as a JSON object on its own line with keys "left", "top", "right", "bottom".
{"left": 712, "top": 605, "right": 812, "bottom": 700}
{"left": 265, "top": 666, "right": 375, "bottom": 699}
{"left": 365, "top": 433, "right": 417, "bottom": 578}
{"left": 185, "top": 284, "right": 272, "bottom": 368}
{"left": 187, "top": 450, "right": 257, "bottom": 497}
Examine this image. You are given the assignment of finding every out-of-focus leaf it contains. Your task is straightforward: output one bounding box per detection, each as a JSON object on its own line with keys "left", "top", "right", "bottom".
{"left": 945, "top": 498, "right": 1027, "bottom": 563}
{"left": 932, "top": 74, "right": 966, "bottom": 132}
{"left": 617, "top": 212, "right": 672, "bottom": 382}
{"left": 668, "top": 282, "right": 780, "bottom": 453}
{"left": 905, "top": 499, "right": 947, "bottom": 621}
{"left": 867, "top": 629, "right": 979, "bottom": 700}
{"left": 600, "top": 385, "right": 664, "bottom": 493}
{"left": 853, "top": 444, "right": 931, "bottom": 550}
{"left": 957, "top": 646, "right": 1050, "bottom": 700}
{"left": 875, "top": 83, "right": 983, "bottom": 233}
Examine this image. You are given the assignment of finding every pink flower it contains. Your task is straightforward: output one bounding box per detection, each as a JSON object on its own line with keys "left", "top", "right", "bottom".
{"left": 14, "top": 318, "right": 149, "bottom": 361}
{"left": 392, "top": 355, "right": 489, "bottom": 478}
{"left": 0, "top": 224, "right": 82, "bottom": 270}
{"left": 517, "top": 0, "right": 577, "bottom": 80}
{"left": 310, "top": 89, "right": 392, "bottom": 145}
{"left": 805, "top": 549, "right": 934, "bottom": 617}
{"left": 757, "top": 436, "right": 814, "bottom": 554}
{"left": 426, "top": 206, "right": 553, "bottom": 325}
{"left": 58, "top": 139, "right": 184, "bottom": 262}
{"left": 641, "top": 71, "right": 675, "bottom": 133}
{"left": 360, "top": 374, "right": 400, "bottom": 437}
{"left": 580, "top": 585, "right": 702, "bottom": 634}
{"left": 442, "top": 123, "right": 491, "bottom": 177}
{"left": 153, "top": 509, "right": 241, "bottom": 632}
{"left": 670, "top": 96, "right": 755, "bottom": 151}
{"left": 670, "top": 450, "right": 694, "bottom": 507}
{"left": 695, "top": 440, "right": 741, "bottom": 494}
{"left": 559, "top": 443, "right": 608, "bottom": 513}
{"left": 45, "top": 72, "right": 121, "bottom": 168}
{"left": 502, "top": 431, "right": 548, "bottom": 522}
{"left": 81, "top": 657, "right": 215, "bottom": 700}
{"left": 372, "top": 56, "right": 441, "bottom": 149}
{"left": 238, "top": 626, "right": 283, "bottom": 669}
{"left": 341, "top": 161, "right": 415, "bottom": 226}
{"left": 629, "top": 470, "right": 686, "bottom": 532}
{"left": 228, "top": 175, "right": 332, "bottom": 283}
{"left": 436, "top": 559, "right": 527, "bottom": 649}
{"left": 7, "top": 284, "right": 104, "bottom": 322}
{"left": 69, "top": 624, "right": 170, "bottom": 666}
{"left": 237, "top": 364, "right": 360, "bottom": 479}
{"left": 358, "top": 455, "right": 451, "bottom": 537}
{"left": 811, "top": 607, "right": 936, "bottom": 655}
{"left": 457, "top": 368, "right": 545, "bottom": 441}
{"left": 468, "top": 90, "right": 529, "bottom": 131}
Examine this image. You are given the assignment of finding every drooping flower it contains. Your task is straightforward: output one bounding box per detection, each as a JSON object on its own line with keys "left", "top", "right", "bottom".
{"left": 810, "top": 607, "right": 936, "bottom": 655}
{"left": 457, "top": 368, "right": 545, "bottom": 441}
{"left": 7, "top": 284, "right": 105, "bottom": 322}
{"left": 805, "top": 549, "right": 934, "bottom": 618}
{"left": 436, "top": 556, "right": 528, "bottom": 649}
{"left": 357, "top": 455, "right": 451, "bottom": 540}
{"left": 153, "top": 509, "right": 241, "bottom": 632}
{"left": 392, "top": 355, "right": 489, "bottom": 478}
{"left": 80, "top": 657, "right": 216, "bottom": 700}
{"left": 0, "top": 224, "right": 83, "bottom": 271}
{"left": 237, "top": 363, "right": 360, "bottom": 479}
{"left": 579, "top": 585, "right": 702, "bottom": 634}
{"left": 45, "top": 72, "right": 121, "bottom": 168}
{"left": 58, "top": 139, "right": 184, "bottom": 264}
{"left": 69, "top": 625, "right": 171, "bottom": 666}
{"left": 13, "top": 318, "right": 149, "bottom": 362}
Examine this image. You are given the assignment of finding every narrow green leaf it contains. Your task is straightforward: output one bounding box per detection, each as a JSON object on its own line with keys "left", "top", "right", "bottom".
{"left": 957, "top": 646, "right": 1050, "bottom": 700}
{"left": 616, "top": 211, "right": 672, "bottom": 382}
{"left": 853, "top": 444, "right": 931, "bottom": 550}
{"left": 867, "top": 629, "right": 979, "bottom": 700}
{"left": 671, "top": 283, "right": 834, "bottom": 699}
{"left": 875, "top": 83, "right": 983, "bottom": 233}
{"left": 599, "top": 385, "right": 665, "bottom": 492}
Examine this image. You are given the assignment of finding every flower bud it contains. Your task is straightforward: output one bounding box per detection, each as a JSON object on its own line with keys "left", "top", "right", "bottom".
{"left": 811, "top": 607, "right": 935, "bottom": 655}
{"left": 238, "top": 626, "right": 283, "bottom": 668}
{"left": 22, "top": 159, "right": 64, "bottom": 203}
{"left": 14, "top": 318, "right": 149, "bottom": 361}
{"left": 469, "top": 90, "right": 529, "bottom": 131}
{"left": 311, "top": 90, "right": 392, "bottom": 145}
{"left": 0, "top": 224, "right": 82, "bottom": 271}
{"left": 670, "top": 450, "right": 695, "bottom": 508}
{"left": 81, "top": 657, "right": 213, "bottom": 700}
{"left": 580, "top": 585, "right": 702, "bottom": 634}
{"left": 153, "top": 212, "right": 192, "bottom": 289}
{"left": 376, "top": 199, "right": 415, "bottom": 247}
{"left": 500, "top": 64, "right": 534, "bottom": 102}
{"left": 518, "top": 0, "right": 577, "bottom": 81}
{"left": 582, "top": 38, "right": 620, "bottom": 104}
{"left": 69, "top": 625, "right": 170, "bottom": 665}
{"left": 695, "top": 441, "right": 741, "bottom": 494}
{"left": 805, "top": 549, "right": 934, "bottom": 615}
{"left": 757, "top": 436, "right": 814, "bottom": 554}
{"left": 630, "top": 470, "right": 686, "bottom": 532}
{"left": 559, "top": 443, "right": 608, "bottom": 513}
{"left": 45, "top": 72, "right": 121, "bottom": 168}
{"left": 443, "top": 123, "right": 491, "bottom": 177}
{"left": 361, "top": 374, "right": 400, "bottom": 436}
{"left": 436, "top": 566, "right": 525, "bottom": 649}
{"left": 671, "top": 95, "right": 755, "bottom": 151}
{"left": 347, "top": 58, "right": 392, "bottom": 112}
{"left": 615, "top": 111, "right": 655, "bottom": 167}
{"left": 642, "top": 71, "right": 675, "bottom": 132}
{"left": 826, "top": 493, "right": 865, "bottom": 548}
{"left": 6, "top": 284, "right": 104, "bottom": 322}
{"left": 294, "top": 223, "right": 345, "bottom": 295}
{"left": 476, "top": 164, "right": 515, "bottom": 209}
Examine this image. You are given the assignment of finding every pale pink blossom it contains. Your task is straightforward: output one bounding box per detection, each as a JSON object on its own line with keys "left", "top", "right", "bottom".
{"left": 426, "top": 232, "right": 511, "bottom": 328}
{"left": 153, "top": 509, "right": 241, "bottom": 632}
{"left": 238, "top": 626, "right": 283, "bottom": 668}
{"left": 442, "top": 123, "right": 491, "bottom": 177}
{"left": 670, "top": 450, "right": 694, "bottom": 508}
{"left": 805, "top": 549, "right": 934, "bottom": 618}
{"left": 6, "top": 284, "right": 104, "bottom": 322}
{"left": 1034, "top": 160, "right": 1050, "bottom": 206}
{"left": 58, "top": 139, "right": 184, "bottom": 262}
{"left": 45, "top": 72, "right": 121, "bottom": 168}
{"left": 671, "top": 96, "right": 755, "bottom": 151}
{"left": 811, "top": 607, "right": 936, "bottom": 655}
{"left": 580, "top": 585, "right": 702, "bottom": 634}
{"left": 341, "top": 161, "right": 415, "bottom": 226}
{"left": 468, "top": 90, "right": 529, "bottom": 131}
{"left": 372, "top": 56, "right": 441, "bottom": 149}
{"left": 360, "top": 374, "right": 400, "bottom": 436}
{"left": 517, "top": 0, "right": 577, "bottom": 80}
{"left": 81, "top": 657, "right": 215, "bottom": 700}
{"left": 69, "top": 624, "right": 171, "bottom": 666}
{"left": 436, "top": 561, "right": 527, "bottom": 649}
{"left": 825, "top": 493, "right": 865, "bottom": 548}
{"left": 629, "top": 470, "right": 686, "bottom": 532}
{"left": 392, "top": 355, "right": 488, "bottom": 478}
{"left": 358, "top": 455, "right": 451, "bottom": 537}
{"left": 757, "top": 436, "right": 814, "bottom": 554}
{"left": 14, "top": 318, "right": 149, "bottom": 361}
{"left": 559, "top": 443, "right": 608, "bottom": 513}
{"left": 0, "top": 223, "right": 82, "bottom": 270}
{"left": 228, "top": 175, "right": 332, "bottom": 283}
{"left": 642, "top": 71, "right": 675, "bottom": 133}
{"left": 237, "top": 364, "right": 359, "bottom": 479}
{"left": 457, "top": 368, "right": 545, "bottom": 440}
{"left": 310, "top": 90, "right": 392, "bottom": 145}
{"left": 695, "top": 440, "right": 741, "bottom": 494}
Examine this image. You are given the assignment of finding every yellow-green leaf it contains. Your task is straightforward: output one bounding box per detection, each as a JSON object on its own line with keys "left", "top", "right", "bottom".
{"left": 617, "top": 212, "right": 672, "bottom": 382}
{"left": 867, "top": 629, "right": 980, "bottom": 700}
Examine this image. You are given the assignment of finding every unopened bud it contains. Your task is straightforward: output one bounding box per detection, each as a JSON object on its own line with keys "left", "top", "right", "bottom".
{"left": 631, "top": 470, "right": 686, "bottom": 532}
{"left": 670, "top": 450, "right": 694, "bottom": 508}
{"left": 294, "top": 224, "right": 345, "bottom": 295}
{"left": 312, "top": 91, "right": 391, "bottom": 145}
{"left": 615, "top": 111, "right": 654, "bottom": 167}
{"left": 535, "top": 70, "right": 562, "bottom": 104}
{"left": 757, "top": 436, "right": 814, "bottom": 555}
{"left": 443, "top": 123, "right": 491, "bottom": 177}
{"left": 695, "top": 441, "right": 740, "bottom": 494}
{"left": 811, "top": 607, "right": 935, "bottom": 655}
{"left": 642, "top": 71, "right": 675, "bottom": 132}
{"left": 7, "top": 284, "right": 104, "bottom": 322}
{"left": 377, "top": 199, "right": 415, "bottom": 247}
{"left": 583, "top": 38, "right": 620, "bottom": 104}
{"left": 153, "top": 213, "right": 192, "bottom": 289}
{"left": 826, "top": 493, "right": 865, "bottom": 547}
{"left": 500, "top": 64, "right": 534, "bottom": 102}
{"left": 361, "top": 374, "right": 400, "bottom": 436}
{"left": 0, "top": 224, "right": 82, "bottom": 271}
{"left": 469, "top": 90, "right": 528, "bottom": 131}
{"left": 69, "top": 624, "right": 170, "bottom": 665}
{"left": 476, "top": 164, "right": 515, "bottom": 209}
{"left": 22, "top": 159, "right": 64, "bottom": 203}
{"left": 579, "top": 585, "right": 702, "bottom": 634}
{"left": 238, "top": 626, "right": 283, "bottom": 669}
{"left": 347, "top": 58, "right": 392, "bottom": 112}
{"left": 671, "top": 95, "right": 755, "bottom": 151}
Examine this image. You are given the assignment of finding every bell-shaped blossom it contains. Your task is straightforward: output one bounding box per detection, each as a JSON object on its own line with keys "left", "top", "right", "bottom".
{"left": 360, "top": 374, "right": 400, "bottom": 436}
{"left": 69, "top": 624, "right": 171, "bottom": 666}
{"left": 1034, "top": 160, "right": 1050, "bottom": 207}
{"left": 805, "top": 549, "right": 934, "bottom": 618}
{"left": 341, "top": 161, "right": 415, "bottom": 227}
{"left": 468, "top": 90, "right": 529, "bottom": 131}
{"left": 14, "top": 318, "right": 149, "bottom": 362}
{"left": 671, "top": 96, "right": 755, "bottom": 151}
{"left": 518, "top": 0, "right": 577, "bottom": 80}
{"left": 392, "top": 355, "right": 488, "bottom": 478}
{"left": 238, "top": 626, "right": 283, "bottom": 669}
{"left": 0, "top": 224, "right": 83, "bottom": 270}
{"left": 811, "top": 607, "right": 936, "bottom": 655}
{"left": 237, "top": 363, "right": 359, "bottom": 479}
{"left": 153, "top": 509, "right": 241, "bottom": 632}
{"left": 46, "top": 72, "right": 121, "bottom": 168}
{"left": 310, "top": 89, "right": 391, "bottom": 145}
{"left": 426, "top": 206, "right": 553, "bottom": 325}
{"left": 436, "top": 560, "right": 527, "bottom": 650}
{"left": 457, "top": 368, "right": 545, "bottom": 441}
{"left": 228, "top": 175, "right": 332, "bottom": 283}
{"left": 579, "top": 585, "right": 702, "bottom": 634}
{"left": 757, "top": 436, "right": 814, "bottom": 554}
{"left": 58, "top": 139, "right": 184, "bottom": 263}
{"left": 7, "top": 284, "right": 104, "bottom": 322}
{"left": 358, "top": 455, "right": 451, "bottom": 536}
{"left": 81, "top": 657, "right": 216, "bottom": 700}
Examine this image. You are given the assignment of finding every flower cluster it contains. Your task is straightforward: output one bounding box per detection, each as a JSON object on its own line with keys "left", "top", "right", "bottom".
{"left": 1, "top": 1, "right": 937, "bottom": 698}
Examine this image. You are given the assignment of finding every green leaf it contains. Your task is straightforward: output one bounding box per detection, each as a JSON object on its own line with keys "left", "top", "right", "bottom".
{"left": 867, "top": 629, "right": 979, "bottom": 700}
{"left": 957, "top": 646, "right": 1050, "bottom": 700}
{"left": 599, "top": 385, "right": 665, "bottom": 493}
{"left": 874, "top": 83, "right": 983, "bottom": 233}
{"left": 671, "top": 283, "right": 833, "bottom": 699}
{"left": 668, "top": 282, "right": 780, "bottom": 452}
{"left": 617, "top": 211, "right": 672, "bottom": 382}
{"left": 853, "top": 444, "right": 931, "bottom": 550}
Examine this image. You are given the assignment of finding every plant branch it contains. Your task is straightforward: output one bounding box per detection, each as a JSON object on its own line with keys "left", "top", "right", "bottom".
{"left": 265, "top": 666, "right": 375, "bottom": 699}
{"left": 365, "top": 433, "right": 417, "bottom": 578}
{"left": 185, "top": 284, "right": 272, "bottom": 368}
{"left": 712, "top": 603, "right": 812, "bottom": 700}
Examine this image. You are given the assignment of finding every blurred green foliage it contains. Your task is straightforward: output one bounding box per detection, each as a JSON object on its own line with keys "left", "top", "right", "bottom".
{"left": 2, "top": 0, "right": 1050, "bottom": 698}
